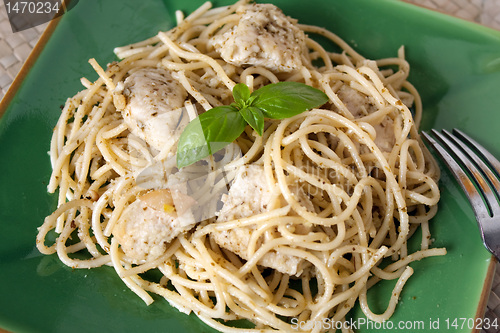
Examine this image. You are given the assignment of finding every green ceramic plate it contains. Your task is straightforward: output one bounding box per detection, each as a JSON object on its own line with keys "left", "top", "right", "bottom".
{"left": 1, "top": 0, "right": 499, "bottom": 332}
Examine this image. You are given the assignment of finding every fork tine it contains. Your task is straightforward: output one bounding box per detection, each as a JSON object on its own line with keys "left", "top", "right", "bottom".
{"left": 432, "top": 129, "right": 500, "bottom": 218}
{"left": 452, "top": 128, "right": 500, "bottom": 189}
{"left": 442, "top": 129, "right": 500, "bottom": 215}
{"left": 421, "top": 130, "right": 490, "bottom": 220}
{"left": 422, "top": 129, "right": 500, "bottom": 259}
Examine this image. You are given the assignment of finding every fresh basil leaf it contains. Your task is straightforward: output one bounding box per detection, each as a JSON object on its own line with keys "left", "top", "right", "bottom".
{"left": 251, "top": 81, "right": 329, "bottom": 119}
{"left": 239, "top": 106, "right": 265, "bottom": 136}
{"left": 176, "top": 82, "right": 330, "bottom": 168}
{"left": 232, "top": 83, "right": 251, "bottom": 108}
{"left": 176, "top": 105, "right": 246, "bottom": 168}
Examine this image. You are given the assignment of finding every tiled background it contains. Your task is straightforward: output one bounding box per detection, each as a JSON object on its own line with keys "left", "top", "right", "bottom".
{"left": 0, "top": 1, "right": 500, "bottom": 332}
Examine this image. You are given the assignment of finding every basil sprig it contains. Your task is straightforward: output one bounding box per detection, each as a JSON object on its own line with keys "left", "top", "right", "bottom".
{"left": 176, "top": 82, "right": 328, "bottom": 168}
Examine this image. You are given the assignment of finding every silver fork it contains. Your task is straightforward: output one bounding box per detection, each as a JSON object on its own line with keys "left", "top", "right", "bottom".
{"left": 421, "top": 128, "right": 500, "bottom": 261}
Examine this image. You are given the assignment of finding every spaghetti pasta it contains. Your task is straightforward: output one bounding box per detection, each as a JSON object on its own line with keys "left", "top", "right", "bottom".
{"left": 36, "top": 1, "right": 445, "bottom": 332}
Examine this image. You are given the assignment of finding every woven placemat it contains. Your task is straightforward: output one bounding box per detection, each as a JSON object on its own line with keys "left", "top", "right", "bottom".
{"left": 1, "top": 1, "right": 500, "bottom": 332}
{"left": 406, "top": 0, "right": 500, "bottom": 30}
{"left": 0, "top": 6, "right": 47, "bottom": 99}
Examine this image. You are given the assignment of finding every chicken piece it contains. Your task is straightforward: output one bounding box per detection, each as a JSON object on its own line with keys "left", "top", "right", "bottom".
{"left": 114, "top": 189, "right": 196, "bottom": 262}
{"left": 216, "top": 164, "right": 274, "bottom": 222}
{"left": 374, "top": 116, "right": 395, "bottom": 153}
{"left": 336, "top": 85, "right": 377, "bottom": 119}
{"left": 335, "top": 85, "right": 396, "bottom": 152}
{"left": 209, "top": 3, "right": 307, "bottom": 72}
{"left": 212, "top": 164, "right": 311, "bottom": 276}
{"left": 120, "top": 68, "right": 188, "bottom": 154}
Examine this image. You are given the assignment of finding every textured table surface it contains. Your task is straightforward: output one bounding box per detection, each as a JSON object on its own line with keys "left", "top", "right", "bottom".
{"left": 1, "top": 1, "right": 500, "bottom": 332}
